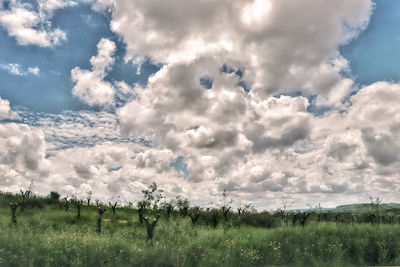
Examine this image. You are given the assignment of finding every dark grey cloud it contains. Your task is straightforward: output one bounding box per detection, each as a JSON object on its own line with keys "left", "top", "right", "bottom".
{"left": 327, "top": 142, "right": 357, "bottom": 162}
{"left": 362, "top": 128, "right": 399, "bottom": 166}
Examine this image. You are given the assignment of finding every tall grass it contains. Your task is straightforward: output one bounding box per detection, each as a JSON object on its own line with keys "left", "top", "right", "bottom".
{"left": 0, "top": 204, "right": 399, "bottom": 266}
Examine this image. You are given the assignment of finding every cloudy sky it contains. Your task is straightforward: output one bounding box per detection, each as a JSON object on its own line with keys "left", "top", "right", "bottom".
{"left": 0, "top": 0, "right": 399, "bottom": 210}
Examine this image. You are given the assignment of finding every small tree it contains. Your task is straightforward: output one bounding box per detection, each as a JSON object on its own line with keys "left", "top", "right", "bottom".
{"left": 189, "top": 207, "right": 200, "bottom": 227}
{"left": 144, "top": 214, "right": 160, "bottom": 246}
{"left": 50, "top": 191, "right": 60, "bottom": 202}
{"left": 138, "top": 200, "right": 149, "bottom": 224}
{"left": 63, "top": 196, "right": 70, "bottom": 211}
{"left": 293, "top": 212, "right": 311, "bottom": 227}
{"left": 307, "top": 203, "right": 324, "bottom": 222}
{"left": 237, "top": 207, "right": 244, "bottom": 216}
{"left": 299, "top": 212, "right": 311, "bottom": 227}
{"left": 237, "top": 204, "right": 254, "bottom": 227}
{"left": 73, "top": 199, "right": 84, "bottom": 219}
{"left": 19, "top": 181, "right": 35, "bottom": 211}
{"left": 142, "top": 182, "right": 164, "bottom": 211}
{"left": 212, "top": 209, "right": 219, "bottom": 228}
{"left": 219, "top": 189, "right": 232, "bottom": 222}
{"left": 19, "top": 189, "right": 31, "bottom": 212}
{"left": 279, "top": 195, "right": 294, "bottom": 226}
{"left": 161, "top": 199, "right": 175, "bottom": 219}
{"left": 9, "top": 202, "right": 18, "bottom": 225}
{"left": 176, "top": 196, "right": 190, "bottom": 217}
{"left": 370, "top": 196, "right": 382, "bottom": 224}
{"left": 109, "top": 202, "right": 118, "bottom": 216}
{"left": 96, "top": 207, "right": 107, "bottom": 233}
{"left": 137, "top": 182, "right": 164, "bottom": 223}
{"left": 221, "top": 206, "right": 231, "bottom": 222}
{"left": 86, "top": 191, "right": 92, "bottom": 206}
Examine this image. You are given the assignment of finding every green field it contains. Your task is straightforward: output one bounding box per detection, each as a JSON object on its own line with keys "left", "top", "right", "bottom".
{"left": 0, "top": 193, "right": 400, "bottom": 266}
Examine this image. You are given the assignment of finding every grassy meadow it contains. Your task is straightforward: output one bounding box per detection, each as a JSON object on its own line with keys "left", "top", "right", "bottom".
{"left": 0, "top": 192, "right": 400, "bottom": 266}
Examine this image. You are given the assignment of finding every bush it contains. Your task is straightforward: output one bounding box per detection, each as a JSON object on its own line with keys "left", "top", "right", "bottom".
{"left": 240, "top": 211, "right": 278, "bottom": 228}
{"left": 50, "top": 191, "right": 60, "bottom": 201}
{"left": 24, "top": 198, "right": 45, "bottom": 209}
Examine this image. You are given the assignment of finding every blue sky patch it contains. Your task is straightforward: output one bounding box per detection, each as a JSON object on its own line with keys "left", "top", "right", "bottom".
{"left": 0, "top": 1, "right": 159, "bottom": 113}
{"left": 199, "top": 76, "right": 213, "bottom": 89}
{"left": 341, "top": 0, "right": 400, "bottom": 86}
{"left": 170, "top": 156, "right": 189, "bottom": 179}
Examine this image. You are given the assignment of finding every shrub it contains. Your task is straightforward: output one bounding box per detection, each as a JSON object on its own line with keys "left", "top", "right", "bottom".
{"left": 50, "top": 191, "right": 60, "bottom": 201}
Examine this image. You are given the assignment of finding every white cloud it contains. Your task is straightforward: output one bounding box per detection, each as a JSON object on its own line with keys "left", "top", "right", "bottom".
{"left": 106, "top": 0, "right": 399, "bottom": 208}
{"left": 117, "top": 58, "right": 313, "bottom": 191}
{"left": 88, "top": 0, "right": 114, "bottom": 12}
{"left": 0, "top": 63, "right": 40, "bottom": 76}
{"left": 0, "top": 63, "right": 24, "bottom": 75}
{"left": 28, "top": 67, "right": 40, "bottom": 75}
{"left": 0, "top": 97, "right": 10, "bottom": 118}
{"left": 71, "top": 38, "right": 116, "bottom": 106}
{"left": 16, "top": 109, "right": 139, "bottom": 151}
{"left": 3, "top": 0, "right": 400, "bottom": 209}
{"left": 4, "top": 80, "right": 400, "bottom": 208}
{"left": 0, "top": 0, "right": 69, "bottom": 47}
{"left": 38, "top": 0, "right": 77, "bottom": 14}
{"left": 0, "top": 123, "right": 50, "bottom": 192}
{"left": 111, "top": 0, "right": 372, "bottom": 100}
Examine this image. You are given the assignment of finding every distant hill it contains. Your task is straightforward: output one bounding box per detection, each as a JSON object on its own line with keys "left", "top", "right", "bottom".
{"left": 335, "top": 203, "right": 400, "bottom": 212}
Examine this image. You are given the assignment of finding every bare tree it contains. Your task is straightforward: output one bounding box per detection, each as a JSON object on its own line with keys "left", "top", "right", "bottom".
{"left": 9, "top": 202, "right": 18, "bottom": 225}
{"left": 188, "top": 207, "right": 200, "bottom": 227}
{"left": 73, "top": 199, "right": 84, "bottom": 219}
{"left": 138, "top": 201, "right": 148, "bottom": 224}
{"left": 19, "top": 189, "right": 31, "bottom": 212}
{"left": 109, "top": 202, "right": 118, "bottom": 216}
{"left": 96, "top": 207, "right": 107, "bottom": 233}
{"left": 144, "top": 214, "right": 161, "bottom": 246}
{"left": 63, "top": 196, "right": 70, "bottom": 211}
{"left": 219, "top": 189, "right": 233, "bottom": 222}
{"left": 86, "top": 191, "right": 92, "bottom": 206}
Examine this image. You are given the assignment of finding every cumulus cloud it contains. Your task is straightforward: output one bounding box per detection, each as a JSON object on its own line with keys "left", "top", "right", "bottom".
{"left": 65, "top": 0, "right": 389, "bottom": 208}
{"left": 86, "top": 0, "right": 114, "bottom": 12}
{"left": 37, "top": 0, "right": 76, "bottom": 14}
{"left": 0, "top": 0, "right": 72, "bottom": 47}
{"left": 71, "top": 38, "right": 117, "bottom": 106}
{"left": 118, "top": 58, "right": 313, "bottom": 188}
{"left": 346, "top": 82, "right": 400, "bottom": 167}
{"left": 106, "top": 0, "right": 398, "bottom": 207}
{"left": 5, "top": 81, "right": 400, "bottom": 208}
{"left": 0, "top": 97, "right": 10, "bottom": 118}
{"left": 0, "top": 123, "right": 50, "bottom": 192}
{"left": 45, "top": 143, "right": 188, "bottom": 201}
{"left": 3, "top": 0, "right": 400, "bottom": 209}
{"left": 244, "top": 96, "right": 311, "bottom": 152}
{"left": 111, "top": 0, "right": 372, "bottom": 100}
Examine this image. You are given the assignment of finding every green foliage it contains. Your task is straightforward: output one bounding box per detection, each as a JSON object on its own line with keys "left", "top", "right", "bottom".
{"left": 0, "top": 192, "right": 400, "bottom": 266}
{"left": 161, "top": 199, "right": 175, "bottom": 219}
{"left": 175, "top": 196, "right": 189, "bottom": 217}
{"left": 49, "top": 191, "right": 60, "bottom": 201}
{"left": 141, "top": 182, "right": 164, "bottom": 210}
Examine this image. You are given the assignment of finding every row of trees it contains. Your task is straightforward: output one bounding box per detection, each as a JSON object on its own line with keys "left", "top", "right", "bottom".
{"left": 6, "top": 183, "right": 400, "bottom": 231}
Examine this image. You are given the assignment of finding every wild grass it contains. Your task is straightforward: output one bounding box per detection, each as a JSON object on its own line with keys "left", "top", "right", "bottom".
{"left": 0, "top": 202, "right": 400, "bottom": 266}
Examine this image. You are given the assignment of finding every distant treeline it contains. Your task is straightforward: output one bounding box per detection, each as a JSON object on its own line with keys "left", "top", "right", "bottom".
{"left": 1, "top": 183, "right": 400, "bottom": 229}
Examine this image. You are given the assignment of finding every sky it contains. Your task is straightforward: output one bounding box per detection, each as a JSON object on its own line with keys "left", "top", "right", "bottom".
{"left": 0, "top": 0, "right": 399, "bottom": 210}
